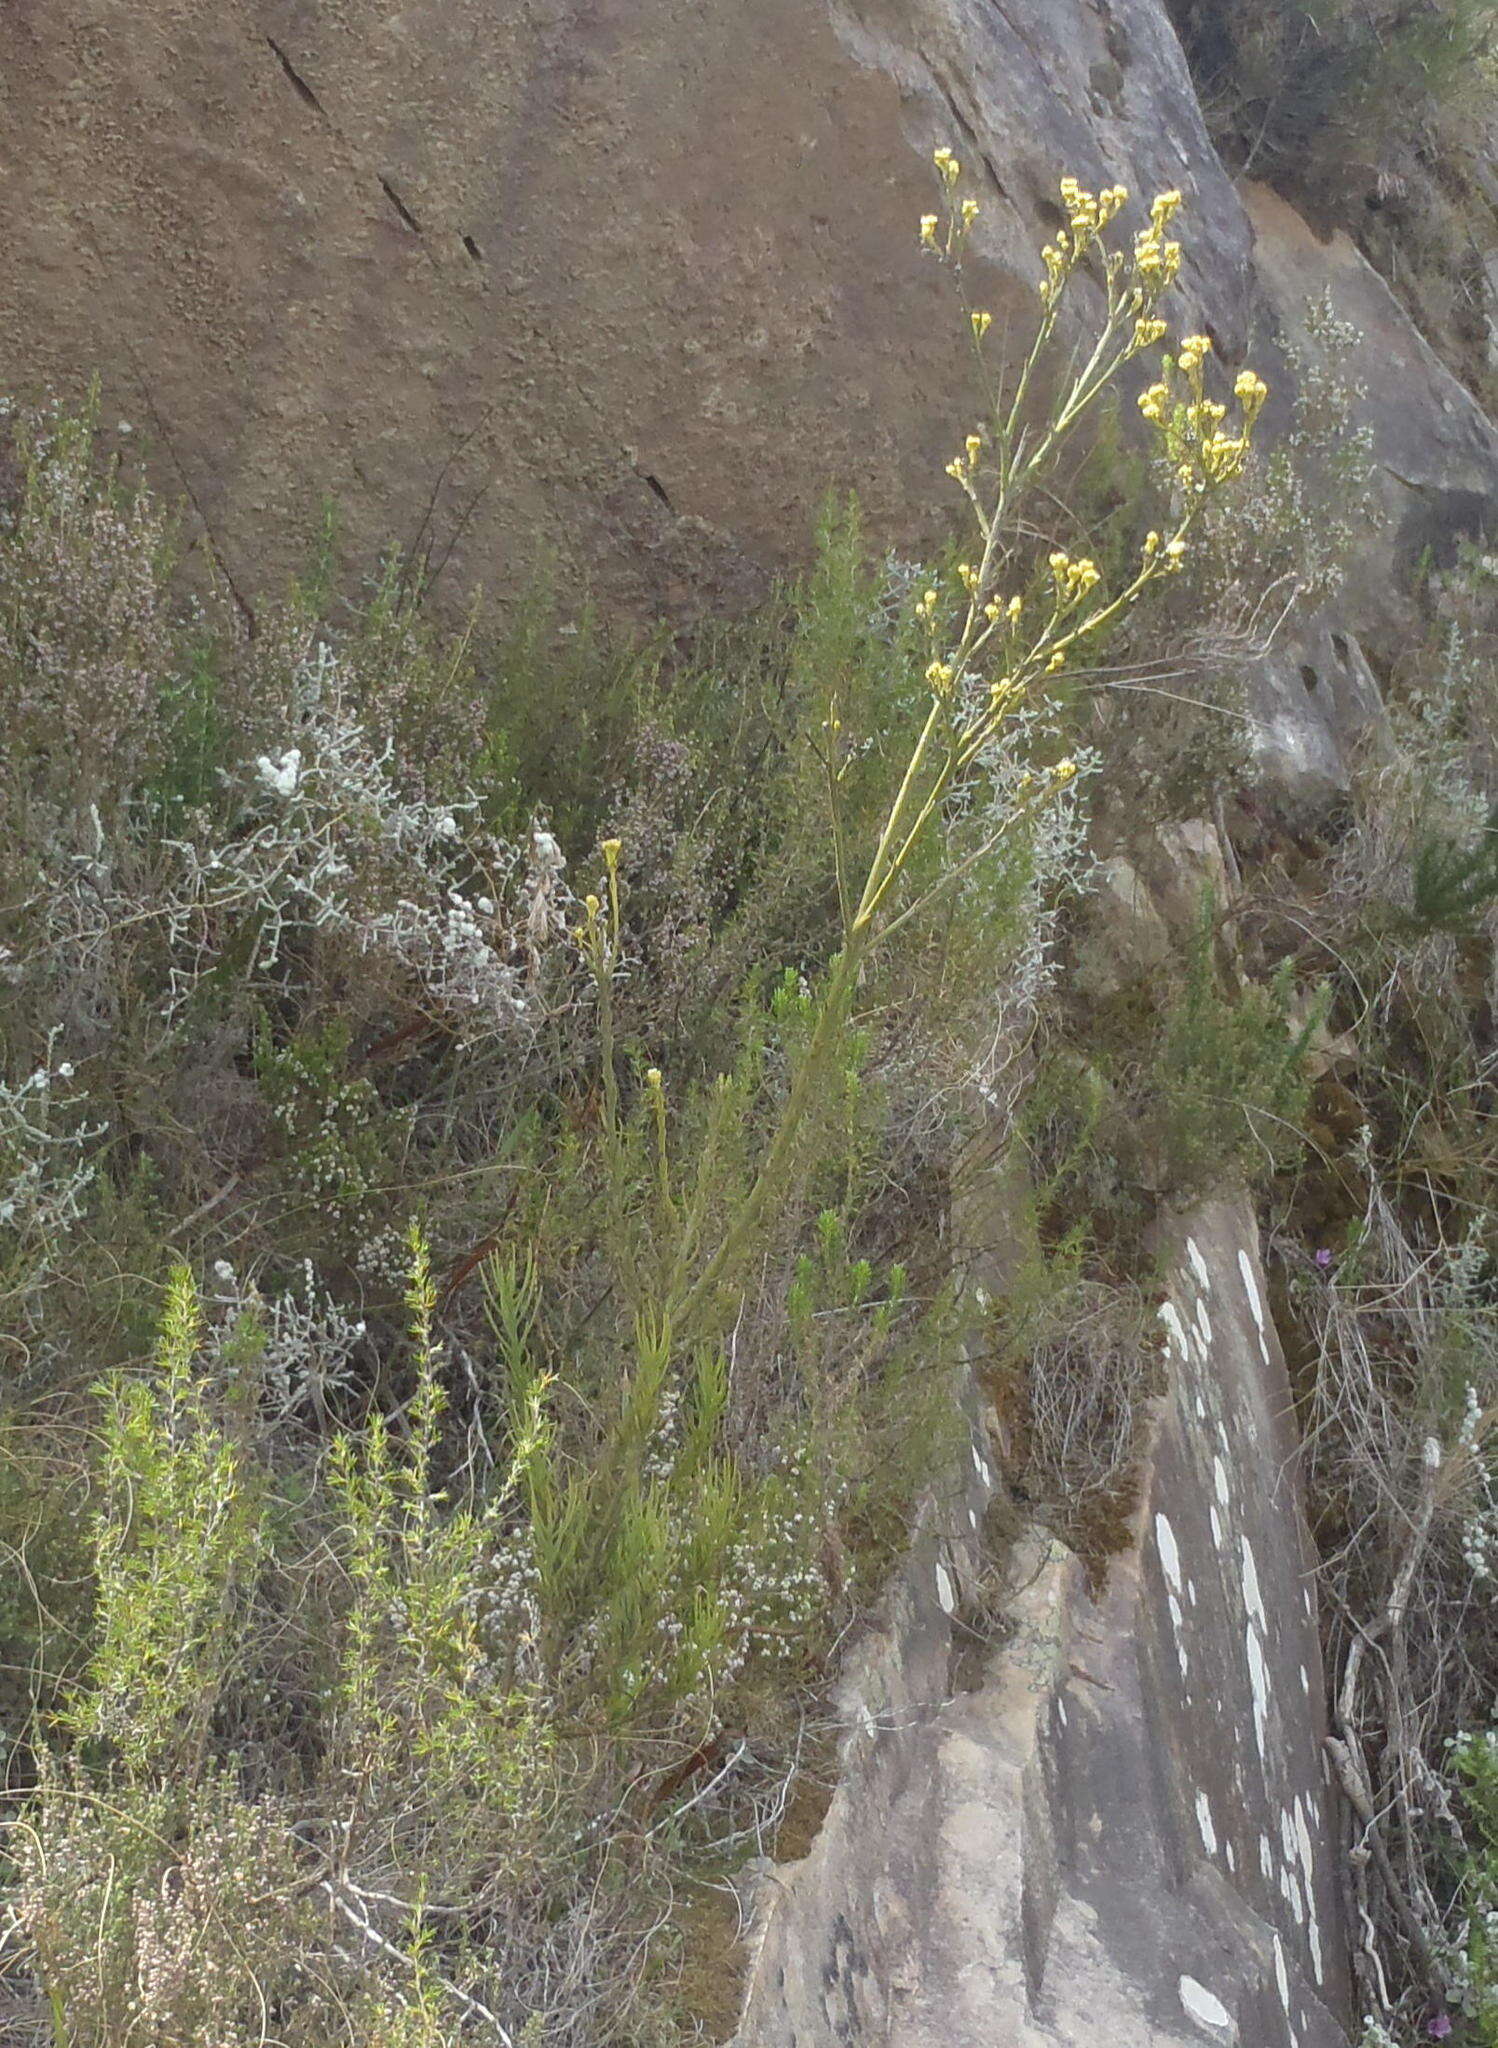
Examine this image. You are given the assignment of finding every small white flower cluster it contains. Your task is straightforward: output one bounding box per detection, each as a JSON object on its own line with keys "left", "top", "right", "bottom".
{"left": 642, "top": 1377, "right": 683, "bottom": 1486}
{"left": 719, "top": 1446, "right": 835, "bottom": 1676}
{"left": 356, "top": 1222, "right": 410, "bottom": 1283}
{"left": 467, "top": 1527, "right": 544, "bottom": 1686}
{"left": 255, "top": 746, "right": 303, "bottom": 799}
{"left": 1457, "top": 1381, "right": 1498, "bottom": 1581}
{"left": 206, "top": 1257, "right": 366, "bottom": 1423}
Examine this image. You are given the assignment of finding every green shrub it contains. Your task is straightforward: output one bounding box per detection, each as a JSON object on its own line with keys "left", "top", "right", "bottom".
{"left": 1148, "top": 902, "right": 1321, "bottom": 1189}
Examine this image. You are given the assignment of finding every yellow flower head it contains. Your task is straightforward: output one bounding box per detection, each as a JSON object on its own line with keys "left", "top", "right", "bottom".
{"left": 1150, "top": 189, "right": 1183, "bottom": 230}
{"left": 971, "top": 309, "right": 993, "bottom": 340}
{"left": 1054, "top": 757, "right": 1077, "bottom": 781}
{"left": 585, "top": 893, "right": 601, "bottom": 917}
{"left": 957, "top": 562, "right": 979, "bottom": 593}
{"left": 960, "top": 196, "right": 980, "bottom": 228}
{"left": 645, "top": 1067, "right": 663, "bottom": 1089}
{"left": 1234, "top": 368, "right": 1269, "bottom": 425}
{"left": 926, "top": 659, "right": 955, "bottom": 696}
{"left": 1178, "top": 333, "right": 1213, "bottom": 377}
{"left": 602, "top": 838, "right": 622, "bottom": 865}
{"left": 933, "top": 146, "right": 961, "bottom": 185}
{"left": 964, "top": 432, "right": 983, "bottom": 465}
{"left": 920, "top": 214, "right": 939, "bottom": 247}
{"left": 1138, "top": 380, "right": 1170, "bottom": 424}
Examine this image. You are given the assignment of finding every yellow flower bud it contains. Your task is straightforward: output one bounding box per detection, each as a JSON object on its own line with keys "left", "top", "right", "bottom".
{"left": 585, "top": 893, "right": 601, "bottom": 917}
{"left": 602, "top": 838, "right": 622, "bottom": 864}
{"left": 971, "top": 309, "right": 993, "bottom": 340}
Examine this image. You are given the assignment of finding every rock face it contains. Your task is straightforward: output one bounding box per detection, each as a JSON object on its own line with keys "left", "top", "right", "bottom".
{"left": 734, "top": 1198, "right": 1347, "bottom": 2048}
{"left": 5, "top": 5, "right": 1494, "bottom": 641}
{"left": 1244, "top": 183, "right": 1498, "bottom": 654}
{"left": 0, "top": 0, "right": 1332, "bottom": 622}
{"left": 8, "top": 4, "right": 1498, "bottom": 2042}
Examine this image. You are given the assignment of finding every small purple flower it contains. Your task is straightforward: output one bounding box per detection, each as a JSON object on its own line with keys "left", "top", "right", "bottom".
{"left": 1313, "top": 1248, "right": 1334, "bottom": 1272}
{"left": 1428, "top": 2012, "right": 1452, "bottom": 2040}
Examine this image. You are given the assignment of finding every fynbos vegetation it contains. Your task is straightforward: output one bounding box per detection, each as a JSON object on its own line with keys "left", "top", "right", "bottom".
{"left": 0, "top": 166, "right": 1268, "bottom": 2044}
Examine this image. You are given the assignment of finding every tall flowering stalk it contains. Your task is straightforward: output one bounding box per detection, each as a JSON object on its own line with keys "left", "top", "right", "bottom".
{"left": 664, "top": 159, "right": 1268, "bottom": 1331}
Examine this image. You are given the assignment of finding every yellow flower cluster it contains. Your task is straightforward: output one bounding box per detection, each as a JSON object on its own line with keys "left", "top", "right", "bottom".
{"left": 1136, "top": 333, "right": 1269, "bottom": 495}
{"left": 920, "top": 149, "right": 982, "bottom": 255}
{"left": 944, "top": 431, "right": 985, "bottom": 483}
{"left": 906, "top": 157, "right": 1265, "bottom": 769}
{"left": 1039, "top": 178, "right": 1182, "bottom": 311}
{"left": 1048, "top": 550, "right": 1102, "bottom": 602}
{"left": 1132, "top": 188, "right": 1183, "bottom": 294}
{"left": 1234, "top": 368, "right": 1268, "bottom": 425}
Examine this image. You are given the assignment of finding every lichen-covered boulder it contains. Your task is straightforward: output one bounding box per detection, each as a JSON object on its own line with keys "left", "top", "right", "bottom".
{"left": 734, "top": 1197, "right": 1349, "bottom": 2047}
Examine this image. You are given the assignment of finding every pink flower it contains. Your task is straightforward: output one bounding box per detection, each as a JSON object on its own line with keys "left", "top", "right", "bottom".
{"left": 1428, "top": 2012, "right": 1452, "bottom": 2039}
{"left": 1313, "top": 1248, "right": 1334, "bottom": 1272}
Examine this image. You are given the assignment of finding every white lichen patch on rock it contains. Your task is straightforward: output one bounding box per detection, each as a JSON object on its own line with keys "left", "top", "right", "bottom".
{"left": 1160, "top": 1299, "right": 1189, "bottom": 1361}
{"left": 1196, "top": 1790, "right": 1218, "bottom": 1855}
{"left": 1178, "top": 1975, "right": 1235, "bottom": 2035}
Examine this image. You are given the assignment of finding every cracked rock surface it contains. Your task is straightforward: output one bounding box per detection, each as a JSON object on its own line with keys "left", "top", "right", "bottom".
{"left": 9, "top": 0, "right": 1489, "bottom": 635}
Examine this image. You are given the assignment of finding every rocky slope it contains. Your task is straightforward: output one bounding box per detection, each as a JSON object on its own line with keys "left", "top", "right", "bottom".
{"left": 8, "top": 4, "right": 1498, "bottom": 2045}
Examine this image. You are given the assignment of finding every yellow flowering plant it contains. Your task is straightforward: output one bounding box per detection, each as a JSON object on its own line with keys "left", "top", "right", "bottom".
{"left": 665, "top": 155, "right": 1268, "bottom": 1332}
